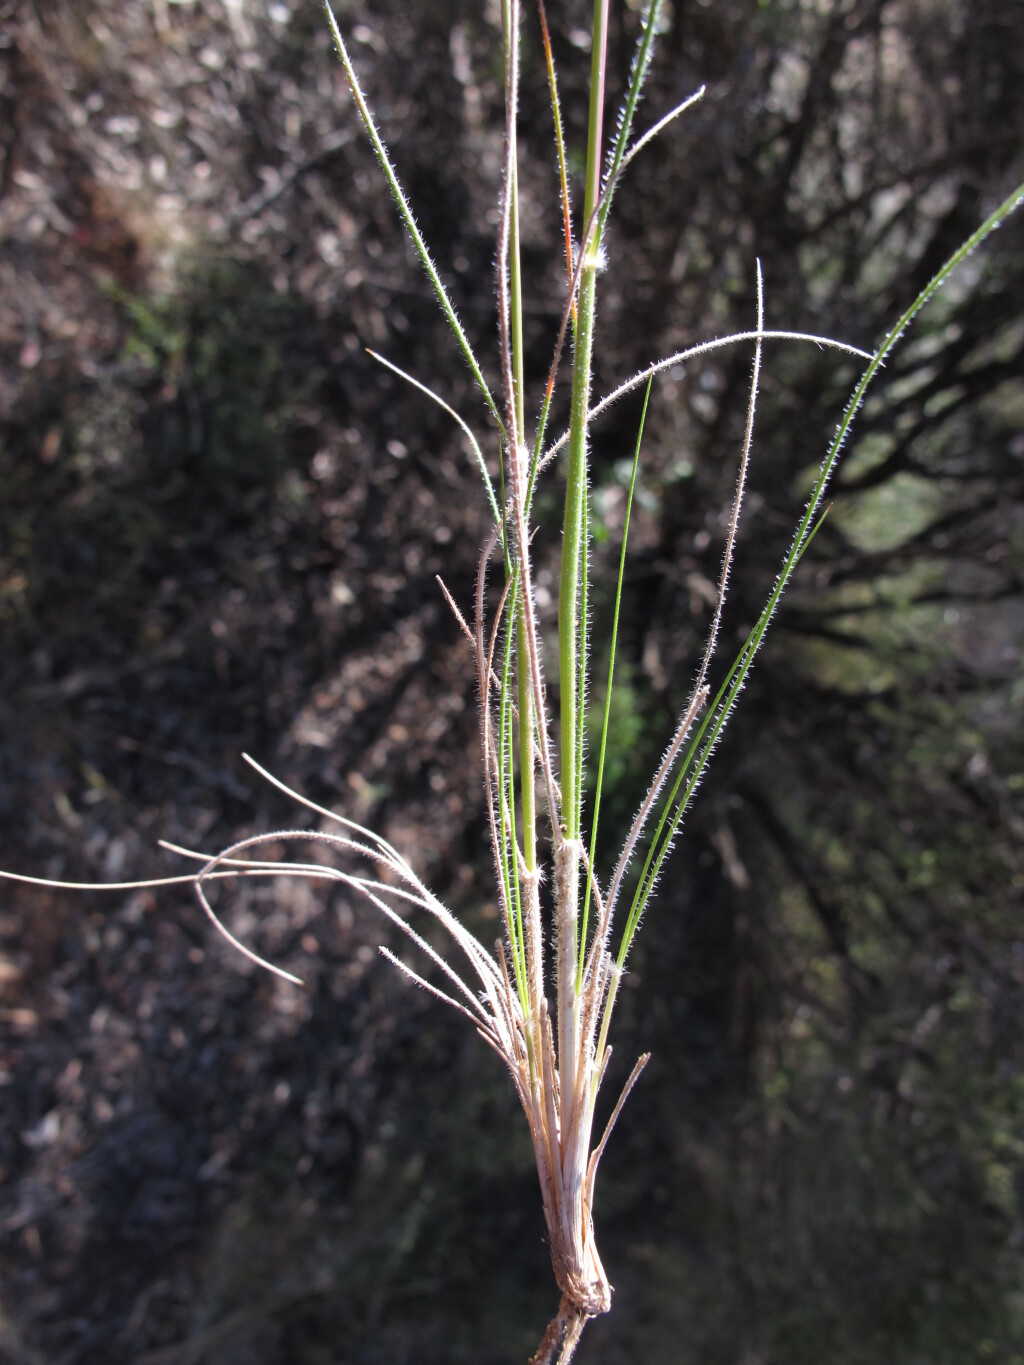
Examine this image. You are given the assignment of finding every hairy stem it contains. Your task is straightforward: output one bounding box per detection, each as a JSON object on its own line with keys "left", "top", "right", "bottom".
{"left": 530, "top": 1296, "right": 588, "bottom": 1365}
{"left": 557, "top": 0, "right": 610, "bottom": 1141}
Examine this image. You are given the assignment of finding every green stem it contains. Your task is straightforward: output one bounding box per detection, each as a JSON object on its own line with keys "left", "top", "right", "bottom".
{"left": 510, "top": 163, "right": 527, "bottom": 441}
{"left": 557, "top": 0, "right": 610, "bottom": 1117}
{"left": 502, "top": 0, "right": 536, "bottom": 930}
{"left": 516, "top": 612, "right": 537, "bottom": 875}
{"left": 584, "top": 0, "right": 610, "bottom": 230}
{"left": 322, "top": 1, "right": 503, "bottom": 441}
{"left": 577, "top": 376, "right": 652, "bottom": 992}
{"left": 499, "top": 591, "right": 528, "bottom": 993}
{"left": 615, "top": 174, "right": 1024, "bottom": 987}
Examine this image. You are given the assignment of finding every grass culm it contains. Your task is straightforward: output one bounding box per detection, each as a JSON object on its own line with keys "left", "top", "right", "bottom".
{"left": 3, "top": 2, "right": 1022, "bottom": 1361}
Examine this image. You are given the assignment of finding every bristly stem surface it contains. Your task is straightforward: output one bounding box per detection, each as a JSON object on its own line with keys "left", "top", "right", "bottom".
{"left": 557, "top": 0, "right": 611, "bottom": 1143}
{"left": 4, "top": 8, "right": 1020, "bottom": 1365}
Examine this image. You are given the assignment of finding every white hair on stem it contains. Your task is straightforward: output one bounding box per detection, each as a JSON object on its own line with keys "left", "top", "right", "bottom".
{"left": 4, "top": 5, "right": 1019, "bottom": 1362}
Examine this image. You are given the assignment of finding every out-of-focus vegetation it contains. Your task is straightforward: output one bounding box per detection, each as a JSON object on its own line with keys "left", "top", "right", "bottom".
{"left": 0, "top": 0, "right": 1021, "bottom": 1361}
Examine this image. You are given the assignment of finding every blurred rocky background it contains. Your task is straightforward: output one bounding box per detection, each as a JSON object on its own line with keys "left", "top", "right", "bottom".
{"left": 0, "top": 0, "right": 1022, "bottom": 1361}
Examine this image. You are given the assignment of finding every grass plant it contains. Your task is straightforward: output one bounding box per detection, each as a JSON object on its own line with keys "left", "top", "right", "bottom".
{"left": 3, "top": 3, "right": 1022, "bottom": 1361}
